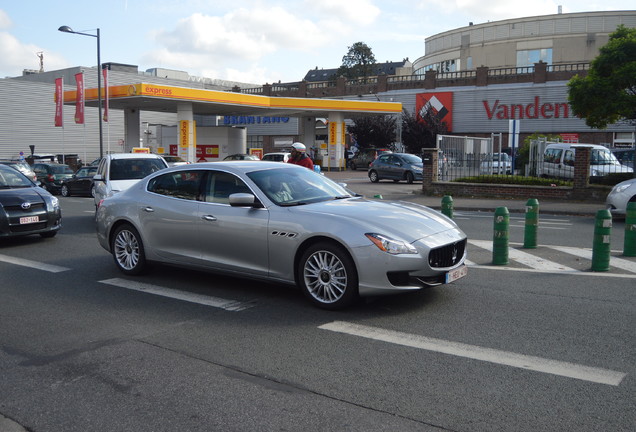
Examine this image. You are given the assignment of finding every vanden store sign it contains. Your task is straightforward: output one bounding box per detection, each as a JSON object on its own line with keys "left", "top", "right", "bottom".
{"left": 482, "top": 96, "right": 571, "bottom": 120}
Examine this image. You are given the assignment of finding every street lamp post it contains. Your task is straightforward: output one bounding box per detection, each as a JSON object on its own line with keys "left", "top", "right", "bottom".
{"left": 58, "top": 25, "right": 103, "bottom": 158}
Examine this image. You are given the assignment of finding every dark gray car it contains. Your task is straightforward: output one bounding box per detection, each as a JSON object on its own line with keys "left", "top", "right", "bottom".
{"left": 368, "top": 153, "right": 423, "bottom": 184}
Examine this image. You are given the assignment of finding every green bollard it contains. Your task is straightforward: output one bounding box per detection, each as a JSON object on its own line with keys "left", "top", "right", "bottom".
{"left": 591, "top": 209, "right": 612, "bottom": 272}
{"left": 624, "top": 202, "right": 636, "bottom": 257}
{"left": 492, "top": 206, "right": 509, "bottom": 265}
{"left": 441, "top": 195, "right": 453, "bottom": 219}
{"left": 523, "top": 198, "right": 539, "bottom": 249}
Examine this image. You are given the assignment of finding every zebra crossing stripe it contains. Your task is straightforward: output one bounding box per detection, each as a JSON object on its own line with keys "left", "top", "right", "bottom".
{"left": 546, "top": 245, "right": 636, "bottom": 273}
{"left": 468, "top": 239, "right": 578, "bottom": 272}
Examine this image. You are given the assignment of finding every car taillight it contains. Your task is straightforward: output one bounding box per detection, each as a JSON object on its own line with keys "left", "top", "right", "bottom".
{"left": 47, "top": 174, "right": 55, "bottom": 181}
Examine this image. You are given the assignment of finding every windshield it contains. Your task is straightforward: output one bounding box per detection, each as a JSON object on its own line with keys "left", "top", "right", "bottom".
{"left": 247, "top": 167, "right": 354, "bottom": 206}
{"left": 0, "top": 167, "right": 33, "bottom": 188}
{"left": 110, "top": 159, "right": 166, "bottom": 180}
{"left": 401, "top": 154, "right": 422, "bottom": 164}
{"left": 591, "top": 149, "right": 619, "bottom": 165}
{"left": 488, "top": 153, "right": 510, "bottom": 161}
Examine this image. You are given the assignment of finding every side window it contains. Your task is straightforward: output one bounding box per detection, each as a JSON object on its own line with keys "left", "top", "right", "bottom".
{"left": 378, "top": 154, "right": 391, "bottom": 164}
{"left": 204, "top": 171, "right": 250, "bottom": 204}
{"left": 147, "top": 171, "right": 203, "bottom": 201}
{"left": 33, "top": 164, "right": 44, "bottom": 174}
{"left": 563, "top": 150, "right": 575, "bottom": 166}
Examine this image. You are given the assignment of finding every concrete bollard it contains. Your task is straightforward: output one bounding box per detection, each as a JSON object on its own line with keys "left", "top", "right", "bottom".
{"left": 523, "top": 198, "right": 539, "bottom": 249}
{"left": 441, "top": 195, "right": 454, "bottom": 219}
{"left": 624, "top": 202, "right": 636, "bottom": 257}
{"left": 492, "top": 206, "right": 509, "bottom": 265}
{"left": 591, "top": 209, "right": 612, "bottom": 272}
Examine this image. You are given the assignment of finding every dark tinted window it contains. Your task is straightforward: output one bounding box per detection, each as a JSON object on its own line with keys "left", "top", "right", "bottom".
{"left": 110, "top": 159, "right": 166, "bottom": 180}
{"left": 147, "top": 171, "right": 203, "bottom": 201}
{"left": 204, "top": 171, "right": 251, "bottom": 204}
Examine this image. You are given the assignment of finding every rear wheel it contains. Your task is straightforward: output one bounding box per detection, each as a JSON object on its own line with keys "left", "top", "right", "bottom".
{"left": 369, "top": 170, "right": 379, "bottom": 183}
{"left": 111, "top": 224, "right": 147, "bottom": 275}
{"left": 298, "top": 242, "right": 358, "bottom": 310}
{"left": 61, "top": 185, "right": 70, "bottom": 197}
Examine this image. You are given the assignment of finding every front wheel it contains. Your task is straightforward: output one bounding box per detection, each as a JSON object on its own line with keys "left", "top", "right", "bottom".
{"left": 111, "top": 224, "right": 147, "bottom": 275}
{"left": 405, "top": 172, "right": 414, "bottom": 184}
{"left": 369, "top": 170, "right": 379, "bottom": 183}
{"left": 61, "top": 185, "right": 70, "bottom": 197}
{"left": 298, "top": 242, "right": 358, "bottom": 310}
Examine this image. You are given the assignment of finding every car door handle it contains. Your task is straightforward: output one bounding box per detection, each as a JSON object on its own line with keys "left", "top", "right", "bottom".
{"left": 202, "top": 215, "right": 217, "bottom": 221}
{"left": 143, "top": 207, "right": 154, "bottom": 212}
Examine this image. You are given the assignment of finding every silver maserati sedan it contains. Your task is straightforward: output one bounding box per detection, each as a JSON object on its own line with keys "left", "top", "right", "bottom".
{"left": 96, "top": 161, "right": 467, "bottom": 309}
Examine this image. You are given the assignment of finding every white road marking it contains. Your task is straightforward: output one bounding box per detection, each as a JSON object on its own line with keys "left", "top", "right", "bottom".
{"left": 469, "top": 239, "right": 578, "bottom": 271}
{"left": 509, "top": 224, "right": 567, "bottom": 230}
{"left": 99, "top": 278, "right": 255, "bottom": 311}
{"left": 319, "top": 321, "right": 627, "bottom": 387}
{"left": 547, "top": 245, "right": 636, "bottom": 273}
{"left": 0, "top": 253, "right": 70, "bottom": 273}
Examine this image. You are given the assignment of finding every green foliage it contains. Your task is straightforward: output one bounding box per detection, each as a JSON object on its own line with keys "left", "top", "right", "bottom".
{"left": 517, "top": 133, "right": 562, "bottom": 169}
{"left": 347, "top": 115, "right": 397, "bottom": 150}
{"left": 567, "top": 25, "right": 636, "bottom": 128}
{"left": 337, "top": 42, "right": 377, "bottom": 80}
{"left": 401, "top": 108, "right": 448, "bottom": 154}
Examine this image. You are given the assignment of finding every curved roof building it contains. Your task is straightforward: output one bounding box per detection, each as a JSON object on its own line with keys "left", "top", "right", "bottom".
{"left": 413, "top": 10, "right": 636, "bottom": 75}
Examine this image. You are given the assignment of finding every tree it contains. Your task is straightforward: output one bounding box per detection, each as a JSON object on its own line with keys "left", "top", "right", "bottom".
{"left": 347, "top": 115, "right": 396, "bottom": 150}
{"left": 400, "top": 107, "right": 448, "bottom": 154}
{"left": 568, "top": 25, "right": 636, "bottom": 129}
{"left": 336, "top": 42, "right": 376, "bottom": 80}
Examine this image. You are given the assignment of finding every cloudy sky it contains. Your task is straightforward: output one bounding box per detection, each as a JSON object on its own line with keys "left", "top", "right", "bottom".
{"left": 0, "top": 1, "right": 633, "bottom": 85}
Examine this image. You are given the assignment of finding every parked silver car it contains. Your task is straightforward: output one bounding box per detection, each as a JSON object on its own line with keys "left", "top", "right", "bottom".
{"left": 96, "top": 161, "right": 467, "bottom": 309}
{"left": 606, "top": 177, "right": 636, "bottom": 216}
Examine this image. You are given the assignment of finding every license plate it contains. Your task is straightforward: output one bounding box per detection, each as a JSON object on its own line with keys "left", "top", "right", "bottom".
{"left": 20, "top": 216, "right": 39, "bottom": 224}
{"left": 445, "top": 265, "right": 467, "bottom": 283}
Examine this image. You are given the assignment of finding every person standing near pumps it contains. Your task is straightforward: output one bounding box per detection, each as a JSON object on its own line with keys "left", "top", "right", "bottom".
{"left": 287, "top": 142, "right": 314, "bottom": 170}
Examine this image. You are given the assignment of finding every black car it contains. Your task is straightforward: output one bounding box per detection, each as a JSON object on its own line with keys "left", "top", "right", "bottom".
{"left": 32, "top": 162, "right": 74, "bottom": 195}
{"left": 60, "top": 166, "right": 98, "bottom": 197}
{"left": 0, "top": 164, "right": 61, "bottom": 239}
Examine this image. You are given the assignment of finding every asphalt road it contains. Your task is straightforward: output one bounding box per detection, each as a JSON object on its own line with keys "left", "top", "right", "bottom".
{"left": 0, "top": 182, "right": 634, "bottom": 432}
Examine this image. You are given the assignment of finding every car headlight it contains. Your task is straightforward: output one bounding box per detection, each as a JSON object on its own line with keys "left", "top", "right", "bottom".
{"left": 365, "top": 233, "right": 418, "bottom": 255}
{"left": 412, "top": 166, "right": 423, "bottom": 172}
{"left": 613, "top": 184, "right": 631, "bottom": 193}
{"left": 50, "top": 196, "right": 59, "bottom": 209}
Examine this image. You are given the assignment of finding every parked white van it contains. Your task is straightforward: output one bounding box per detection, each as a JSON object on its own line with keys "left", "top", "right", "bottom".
{"left": 93, "top": 153, "right": 168, "bottom": 208}
{"left": 538, "top": 143, "right": 633, "bottom": 179}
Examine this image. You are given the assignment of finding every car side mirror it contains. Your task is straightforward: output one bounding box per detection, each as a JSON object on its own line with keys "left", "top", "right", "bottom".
{"left": 229, "top": 193, "right": 262, "bottom": 208}
{"left": 93, "top": 174, "right": 104, "bottom": 183}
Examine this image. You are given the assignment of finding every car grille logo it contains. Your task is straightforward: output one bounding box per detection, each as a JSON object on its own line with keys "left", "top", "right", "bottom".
{"left": 451, "top": 244, "right": 458, "bottom": 262}
{"left": 21, "top": 202, "right": 31, "bottom": 210}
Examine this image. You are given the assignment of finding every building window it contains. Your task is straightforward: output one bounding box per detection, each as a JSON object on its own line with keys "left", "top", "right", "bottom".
{"left": 247, "top": 135, "right": 263, "bottom": 149}
{"left": 516, "top": 48, "right": 552, "bottom": 67}
{"left": 467, "top": 56, "right": 473, "bottom": 70}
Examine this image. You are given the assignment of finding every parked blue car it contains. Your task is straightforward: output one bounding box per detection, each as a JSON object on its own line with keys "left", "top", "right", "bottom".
{"left": 368, "top": 153, "right": 423, "bottom": 184}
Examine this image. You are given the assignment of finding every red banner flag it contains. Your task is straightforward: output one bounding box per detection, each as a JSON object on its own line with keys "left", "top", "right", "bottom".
{"left": 102, "top": 67, "right": 109, "bottom": 122}
{"left": 54, "top": 77, "right": 64, "bottom": 127}
{"left": 74, "top": 72, "right": 85, "bottom": 124}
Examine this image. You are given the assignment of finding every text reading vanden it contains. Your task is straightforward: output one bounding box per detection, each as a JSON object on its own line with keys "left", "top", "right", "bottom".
{"left": 483, "top": 96, "right": 570, "bottom": 120}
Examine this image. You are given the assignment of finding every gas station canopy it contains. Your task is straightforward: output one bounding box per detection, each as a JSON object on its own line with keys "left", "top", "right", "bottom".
{"left": 63, "top": 83, "right": 402, "bottom": 118}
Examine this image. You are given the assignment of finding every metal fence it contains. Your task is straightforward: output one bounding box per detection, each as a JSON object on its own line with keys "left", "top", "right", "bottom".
{"left": 436, "top": 136, "right": 634, "bottom": 183}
